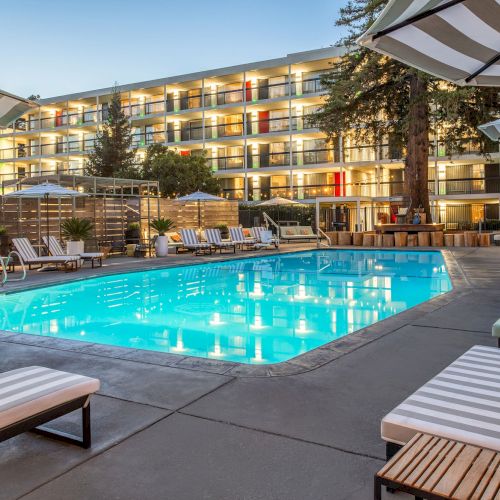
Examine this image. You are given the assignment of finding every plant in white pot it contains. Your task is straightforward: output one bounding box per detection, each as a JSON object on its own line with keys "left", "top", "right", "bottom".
{"left": 61, "top": 217, "right": 93, "bottom": 256}
{"left": 150, "top": 218, "right": 175, "bottom": 257}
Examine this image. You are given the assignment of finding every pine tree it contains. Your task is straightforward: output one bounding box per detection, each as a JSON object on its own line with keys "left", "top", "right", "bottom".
{"left": 313, "top": 0, "right": 498, "bottom": 222}
{"left": 85, "top": 86, "right": 137, "bottom": 178}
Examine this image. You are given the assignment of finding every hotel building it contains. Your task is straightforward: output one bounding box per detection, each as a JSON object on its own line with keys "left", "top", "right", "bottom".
{"left": 1, "top": 47, "right": 499, "bottom": 230}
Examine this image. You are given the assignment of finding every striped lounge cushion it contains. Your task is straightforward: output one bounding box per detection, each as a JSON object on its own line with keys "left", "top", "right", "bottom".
{"left": 0, "top": 366, "right": 100, "bottom": 430}
{"left": 382, "top": 345, "right": 500, "bottom": 452}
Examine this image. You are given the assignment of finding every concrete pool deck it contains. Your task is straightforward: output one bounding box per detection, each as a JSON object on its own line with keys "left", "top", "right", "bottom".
{"left": 0, "top": 246, "right": 498, "bottom": 499}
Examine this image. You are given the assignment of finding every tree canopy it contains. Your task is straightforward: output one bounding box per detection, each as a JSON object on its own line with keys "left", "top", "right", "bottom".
{"left": 313, "top": 0, "right": 498, "bottom": 220}
{"left": 141, "top": 144, "right": 221, "bottom": 197}
{"left": 85, "top": 86, "right": 137, "bottom": 178}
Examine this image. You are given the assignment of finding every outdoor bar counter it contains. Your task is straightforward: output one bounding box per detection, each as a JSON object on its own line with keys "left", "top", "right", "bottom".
{"left": 375, "top": 223, "right": 445, "bottom": 234}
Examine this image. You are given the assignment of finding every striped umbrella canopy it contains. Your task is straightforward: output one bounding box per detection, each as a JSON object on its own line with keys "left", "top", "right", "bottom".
{"left": 358, "top": 0, "right": 500, "bottom": 86}
{"left": 478, "top": 118, "right": 500, "bottom": 142}
{"left": 0, "top": 90, "right": 38, "bottom": 127}
{"left": 175, "top": 191, "right": 226, "bottom": 229}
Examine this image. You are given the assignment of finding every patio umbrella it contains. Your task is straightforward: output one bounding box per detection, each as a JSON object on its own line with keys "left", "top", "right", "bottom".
{"left": 257, "top": 196, "right": 299, "bottom": 225}
{"left": 0, "top": 90, "right": 38, "bottom": 128}
{"left": 5, "top": 182, "right": 86, "bottom": 255}
{"left": 176, "top": 190, "right": 226, "bottom": 229}
{"left": 478, "top": 118, "right": 500, "bottom": 142}
{"left": 357, "top": 0, "right": 500, "bottom": 87}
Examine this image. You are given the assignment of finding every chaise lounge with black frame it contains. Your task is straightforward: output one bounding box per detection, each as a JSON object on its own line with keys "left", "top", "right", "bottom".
{"left": 0, "top": 366, "right": 100, "bottom": 449}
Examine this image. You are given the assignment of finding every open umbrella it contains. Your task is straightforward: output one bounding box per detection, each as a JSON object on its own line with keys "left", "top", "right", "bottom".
{"left": 176, "top": 191, "right": 226, "bottom": 229}
{"left": 478, "top": 118, "right": 500, "bottom": 142}
{"left": 257, "top": 196, "right": 299, "bottom": 226}
{"left": 0, "top": 90, "right": 39, "bottom": 128}
{"left": 5, "top": 182, "right": 86, "bottom": 255}
{"left": 358, "top": 0, "right": 500, "bottom": 87}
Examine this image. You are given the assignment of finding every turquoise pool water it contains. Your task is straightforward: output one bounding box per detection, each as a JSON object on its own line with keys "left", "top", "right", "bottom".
{"left": 0, "top": 250, "right": 451, "bottom": 364}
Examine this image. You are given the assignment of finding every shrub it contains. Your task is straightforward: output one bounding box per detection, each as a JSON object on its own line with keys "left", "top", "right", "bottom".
{"left": 150, "top": 218, "right": 175, "bottom": 236}
{"left": 61, "top": 218, "right": 94, "bottom": 241}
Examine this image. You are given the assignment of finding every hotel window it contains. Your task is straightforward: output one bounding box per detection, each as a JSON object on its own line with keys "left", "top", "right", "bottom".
{"left": 226, "top": 146, "right": 244, "bottom": 169}
{"left": 83, "top": 133, "right": 95, "bottom": 151}
{"left": 68, "top": 134, "right": 81, "bottom": 152}
{"left": 218, "top": 83, "right": 243, "bottom": 105}
{"left": 220, "top": 114, "right": 243, "bottom": 137}
{"left": 187, "top": 89, "right": 202, "bottom": 109}
{"left": 303, "top": 139, "right": 331, "bottom": 164}
{"left": 146, "top": 124, "right": 165, "bottom": 144}
{"left": 270, "top": 142, "right": 293, "bottom": 166}
{"left": 302, "top": 70, "right": 326, "bottom": 94}
{"left": 268, "top": 76, "right": 288, "bottom": 99}
{"left": 269, "top": 109, "right": 289, "bottom": 132}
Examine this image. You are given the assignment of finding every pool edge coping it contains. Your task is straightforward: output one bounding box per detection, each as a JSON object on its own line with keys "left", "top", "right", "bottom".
{"left": 0, "top": 247, "right": 466, "bottom": 378}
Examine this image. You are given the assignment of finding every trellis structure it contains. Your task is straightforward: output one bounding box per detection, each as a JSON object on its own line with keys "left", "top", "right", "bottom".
{"left": 0, "top": 174, "right": 160, "bottom": 248}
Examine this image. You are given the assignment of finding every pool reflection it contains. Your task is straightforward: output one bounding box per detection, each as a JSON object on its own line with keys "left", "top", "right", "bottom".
{"left": 0, "top": 250, "right": 452, "bottom": 364}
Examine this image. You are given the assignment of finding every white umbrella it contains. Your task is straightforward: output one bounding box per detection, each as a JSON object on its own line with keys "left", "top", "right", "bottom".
{"left": 175, "top": 190, "right": 226, "bottom": 229}
{"left": 358, "top": 0, "right": 500, "bottom": 87}
{"left": 5, "top": 182, "right": 86, "bottom": 254}
{"left": 0, "top": 89, "right": 38, "bottom": 128}
{"left": 478, "top": 118, "right": 500, "bottom": 142}
{"left": 257, "top": 196, "right": 299, "bottom": 226}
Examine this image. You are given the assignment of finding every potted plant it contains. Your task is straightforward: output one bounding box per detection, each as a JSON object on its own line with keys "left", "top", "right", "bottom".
{"left": 0, "top": 226, "right": 9, "bottom": 256}
{"left": 150, "top": 218, "right": 175, "bottom": 257}
{"left": 60, "top": 217, "right": 94, "bottom": 255}
{"left": 125, "top": 222, "right": 141, "bottom": 244}
{"left": 215, "top": 224, "right": 229, "bottom": 239}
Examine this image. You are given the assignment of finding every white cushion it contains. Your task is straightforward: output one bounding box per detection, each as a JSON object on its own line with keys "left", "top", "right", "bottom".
{"left": 382, "top": 346, "right": 500, "bottom": 451}
{"left": 0, "top": 366, "right": 100, "bottom": 429}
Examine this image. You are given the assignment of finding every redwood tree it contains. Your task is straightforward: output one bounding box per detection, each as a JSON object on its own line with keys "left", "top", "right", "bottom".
{"left": 313, "top": 0, "right": 498, "bottom": 222}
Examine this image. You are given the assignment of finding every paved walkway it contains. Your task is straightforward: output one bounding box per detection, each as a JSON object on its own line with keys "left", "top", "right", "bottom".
{"left": 0, "top": 247, "right": 498, "bottom": 499}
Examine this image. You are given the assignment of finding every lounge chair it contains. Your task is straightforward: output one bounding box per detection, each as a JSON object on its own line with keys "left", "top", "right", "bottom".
{"left": 0, "top": 366, "right": 100, "bottom": 448}
{"left": 12, "top": 238, "right": 80, "bottom": 272}
{"left": 382, "top": 345, "right": 500, "bottom": 461}
{"left": 179, "top": 229, "right": 212, "bottom": 255}
{"left": 252, "top": 226, "right": 279, "bottom": 248}
{"left": 229, "top": 227, "right": 258, "bottom": 250}
{"left": 205, "top": 228, "right": 236, "bottom": 253}
{"left": 43, "top": 235, "right": 103, "bottom": 268}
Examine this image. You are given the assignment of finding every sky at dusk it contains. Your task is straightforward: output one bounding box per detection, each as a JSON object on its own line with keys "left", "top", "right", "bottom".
{"left": 2, "top": 0, "right": 349, "bottom": 98}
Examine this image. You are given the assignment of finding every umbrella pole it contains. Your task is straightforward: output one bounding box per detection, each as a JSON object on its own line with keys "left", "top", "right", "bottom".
{"left": 198, "top": 200, "right": 201, "bottom": 230}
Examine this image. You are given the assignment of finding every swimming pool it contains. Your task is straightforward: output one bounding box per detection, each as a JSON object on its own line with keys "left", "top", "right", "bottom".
{"left": 0, "top": 250, "right": 451, "bottom": 364}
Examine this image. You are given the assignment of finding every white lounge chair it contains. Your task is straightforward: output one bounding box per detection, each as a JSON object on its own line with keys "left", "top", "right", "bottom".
{"left": 252, "top": 226, "right": 279, "bottom": 248}
{"left": 43, "top": 235, "right": 103, "bottom": 268}
{"left": 179, "top": 229, "right": 212, "bottom": 255}
{"left": 382, "top": 345, "right": 500, "bottom": 461}
{"left": 0, "top": 366, "right": 100, "bottom": 448}
{"left": 229, "top": 227, "right": 258, "bottom": 250}
{"left": 205, "top": 228, "right": 236, "bottom": 253}
{"left": 12, "top": 238, "right": 80, "bottom": 272}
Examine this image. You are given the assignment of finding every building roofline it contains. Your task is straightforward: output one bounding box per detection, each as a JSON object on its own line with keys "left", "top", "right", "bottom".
{"left": 39, "top": 46, "right": 345, "bottom": 104}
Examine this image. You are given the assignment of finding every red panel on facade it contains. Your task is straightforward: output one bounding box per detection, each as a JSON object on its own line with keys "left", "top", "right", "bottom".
{"left": 258, "top": 111, "right": 269, "bottom": 134}
{"left": 55, "top": 111, "right": 63, "bottom": 127}
{"left": 334, "top": 172, "right": 346, "bottom": 196}
{"left": 180, "top": 150, "right": 190, "bottom": 156}
{"left": 245, "top": 81, "right": 252, "bottom": 102}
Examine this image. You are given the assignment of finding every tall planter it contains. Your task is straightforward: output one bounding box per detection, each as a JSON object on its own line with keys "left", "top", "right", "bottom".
{"left": 67, "top": 240, "right": 85, "bottom": 255}
{"left": 155, "top": 235, "right": 169, "bottom": 257}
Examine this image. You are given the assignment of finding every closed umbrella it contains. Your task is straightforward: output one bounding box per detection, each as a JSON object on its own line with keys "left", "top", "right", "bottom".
{"left": 358, "top": 0, "right": 500, "bottom": 87}
{"left": 176, "top": 191, "right": 226, "bottom": 229}
{"left": 478, "top": 118, "right": 500, "bottom": 142}
{"left": 5, "top": 182, "right": 86, "bottom": 255}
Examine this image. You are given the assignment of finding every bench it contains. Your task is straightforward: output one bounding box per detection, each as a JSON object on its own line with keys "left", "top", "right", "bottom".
{"left": 279, "top": 226, "right": 317, "bottom": 242}
{"left": 375, "top": 432, "right": 500, "bottom": 499}
{"left": 382, "top": 345, "right": 500, "bottom": 461}
{"left": 0, "top": 366, "right": 100, "bottom": 448}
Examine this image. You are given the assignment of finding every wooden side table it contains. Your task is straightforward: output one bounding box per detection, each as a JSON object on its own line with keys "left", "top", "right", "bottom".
{"left": 375, "top": 433, "right": 500, "bottom": 499}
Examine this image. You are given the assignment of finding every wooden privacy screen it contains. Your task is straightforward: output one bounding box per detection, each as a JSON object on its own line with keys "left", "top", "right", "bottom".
{"left": 140, "top": 198, "right": 239, "bottom": 237}
{"left": 1, "top": 196, "right": 239, "bottom": 245}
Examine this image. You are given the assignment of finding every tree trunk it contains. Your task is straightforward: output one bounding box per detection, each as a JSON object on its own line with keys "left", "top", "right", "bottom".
{"left": 405, "top": 71, "right": 431, "bottom": 222}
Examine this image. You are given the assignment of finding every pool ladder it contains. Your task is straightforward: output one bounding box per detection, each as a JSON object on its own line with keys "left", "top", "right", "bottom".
{"left": 0, "top": 251, "right": 27, "bottom": 286}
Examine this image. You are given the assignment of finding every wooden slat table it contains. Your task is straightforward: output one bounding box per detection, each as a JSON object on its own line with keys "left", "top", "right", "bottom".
{"left": 375, "top": 223, "right": 445, "bottom": 234}
{"left": 375, "top": 433, "right": 500, "bottom": 499}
